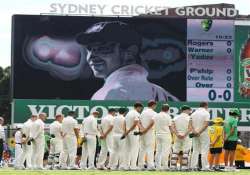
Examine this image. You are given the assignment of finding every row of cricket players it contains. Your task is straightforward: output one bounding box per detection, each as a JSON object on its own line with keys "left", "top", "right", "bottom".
{"left": 14, "top": 101, "right": 212, "bottom": 171}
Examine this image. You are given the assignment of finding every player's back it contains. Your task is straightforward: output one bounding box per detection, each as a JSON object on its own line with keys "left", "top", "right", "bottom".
{"left": 62, "top": 116, "right": 77, "bottom": 136}
{"left": 125, "top": 109, "right": 140, "bottom": 132}
{"left": 173, "top": 113, "right": 190, "bottom": 134}
{"left": 113, "top": 115, "right": 125, "bottom": 135}
{"left": 155, "top": 112, "right": 172, "bottom": 135}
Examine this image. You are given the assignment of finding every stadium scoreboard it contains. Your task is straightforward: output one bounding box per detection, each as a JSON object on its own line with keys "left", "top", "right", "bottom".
{"left": 11, "top": 15, "right": 250, "bottom": 103}
{"left": 187, "top": 19, "right": 234, "bottom": 102}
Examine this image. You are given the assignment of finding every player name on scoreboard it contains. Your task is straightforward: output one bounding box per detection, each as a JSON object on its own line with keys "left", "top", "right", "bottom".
{"left": 187, "top": 19, "right": 234, "bottom": 102}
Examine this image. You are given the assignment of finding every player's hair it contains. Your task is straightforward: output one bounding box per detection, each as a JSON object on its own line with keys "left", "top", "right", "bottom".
{"left": 30, "top": 115, "right": 37, "bottom": 118}
{"left": 39, "top": 113, "right": 47, "bottom": 117}
{"left": 118, "top": 108, "right": 127, "bottom": 114}
{"left": 148, "top": 100, "right": 157, "bottom": 107}
{"left": 161, "top": 104, "right": 170, "bottom": 112}
{"left": 68, "top": 111, "right": 76, "bottom": 116}
{"left": 134, "top": 102, "right": 143, "bottom": 108}
{"left": 229, "top": 111, "right": 239, "bottom": 117}
{"left": 55, "top": 114, "right": 63, "bottom": 118}
{"left": 92, "top": 111, "right": 99, "bottom": 115}
{"left": 108, "top": 108, "right": 117, "bottom": 113}
{"left": 199, "top": 102, "right": 208, "bottom": 108}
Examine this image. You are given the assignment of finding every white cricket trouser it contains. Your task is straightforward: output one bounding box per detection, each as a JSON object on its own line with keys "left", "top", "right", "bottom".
{"left": 138, "top": 132, "right": 155, "bottom": 169}
{"left": 80, "top": 135, "right": 96, "bottom": 169}
{"left": 19, "top": 144, "right": 32, "bottom": 168}
{"left": 155, "top": 133, "right": 172, "bottom": 169}
{"left": 124, "top": 133, "right": 139, "bottom": 169}
{"left": 50, "top": 137, "right": 63, "bottom": 154}
{"left": 60, "top": 135, "right": 77, "bottom": 168}
{"left": 173, "top": 137, "right": 191, "bottom": 153}
{"left": 109, "top": 133, "right": 125, "bottom": 169}
{"left": 50, "top": 137, "right": 63, "bottom": 165}
{"left": 14, "top": 144, "right": 23, "bottom": 168}
{"left": 97, "top": 134, "right": 113, "bottom": 167}
{"left": 31, "top": 136, "right": 45, "bottom": 169}
{"left": 191, "top": 133, "right": 210, "bottom": 169}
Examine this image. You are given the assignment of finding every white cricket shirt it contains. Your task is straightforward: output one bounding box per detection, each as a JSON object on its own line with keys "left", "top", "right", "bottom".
{"left": 50, "top": 121, "right": 62, "bottom": 138}
{"left": 81, "top": 115, "right": 99, "bottom": 136}
{"left": 125, "top": 109, "right": 140, "bottom": 132}
{"left": 113, "top": 114, "right": 125, "bottom": 135}
{"left": 62, "top": 116, "right": 78, "bottom": 136}
{"left": 155, "top": 111, "right": 172, "bottom": 135}
{"left": 173, "top": 113, "right": 190, "bottom": 134}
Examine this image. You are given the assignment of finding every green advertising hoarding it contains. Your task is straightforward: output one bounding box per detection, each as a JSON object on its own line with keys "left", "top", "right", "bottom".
{"left": 235, "top": 21, "right": 250, "bottom": 102}
{"left": 12, "top": 99, "right": 250, "bottom": 130}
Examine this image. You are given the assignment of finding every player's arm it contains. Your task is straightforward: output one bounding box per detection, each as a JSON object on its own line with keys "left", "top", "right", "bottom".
{"left": 169, "top": 123, "right": 174, "bottom": 135}
{"left": 60, "top": 126, "right": 65, "bottom": 137}
{"left": 74, "top": 128, "right": 80, "bottom": 139}
{"left": 198, "top": 121, "right": 209, "bottom": 135}
{"left": 184, "top": 119, "right": 192, "bottom": 137}
{"left": 102, "top": 122, "right": 114, "bottom": 139}
{"left": 141, "top": 119, "right": 154, "bottom": 135}
{"left": 30, "top": 123, "right": 40, "bottom": 140}
{"left": 171, "top": 121, "right": 178, "bottom": 136}
{"left": 73, "top": 120, "right": 79, "bottom": 139}
{"left": 125, "top": 119, "right": 139, "bottom": 136}
{"left": 197, "top": 113, "right": 210, "bottom": 135}
{"left": 122, "top": 120, "right": 126, "bottom": 133}
{"left": 189, "top": 116, "right": 195, "bottom": 133}
{"left": 229, "top": 126, "right": 235, "bottom": 136}
{"left": 92, "top": 119, "right": 100, "bottom": 137}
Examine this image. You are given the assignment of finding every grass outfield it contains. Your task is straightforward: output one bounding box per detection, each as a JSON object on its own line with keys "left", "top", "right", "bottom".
{"left": 0, "top": 168, "right": 249, "bottom": 175}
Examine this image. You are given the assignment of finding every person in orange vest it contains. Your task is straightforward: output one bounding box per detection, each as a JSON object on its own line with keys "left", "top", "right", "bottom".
{"left": 235, "top": 139, "right": 248, "bottom": 169}
{"left": 208, "top": 117, "right": 224, "bottom": 171}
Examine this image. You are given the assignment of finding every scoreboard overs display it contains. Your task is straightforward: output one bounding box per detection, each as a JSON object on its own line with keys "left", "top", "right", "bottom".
{"left": 12, "top": 15, "right": 246, "bottom": 102}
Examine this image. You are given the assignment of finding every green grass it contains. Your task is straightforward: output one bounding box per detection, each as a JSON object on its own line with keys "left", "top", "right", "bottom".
{"left": 0, "top": 168, "right": 249, "bottom": 175}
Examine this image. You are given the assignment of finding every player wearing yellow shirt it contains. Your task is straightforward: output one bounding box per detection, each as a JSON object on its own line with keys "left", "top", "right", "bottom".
{"left": 208, "top": 117, "right": 224, "bottom": 171}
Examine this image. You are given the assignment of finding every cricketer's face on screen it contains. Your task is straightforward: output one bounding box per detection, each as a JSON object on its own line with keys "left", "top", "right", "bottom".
{"left": 86, "top": 42, "right": 122, "bottom": 78}
{"left": 86, "top": 41, "right": 138, "bottom": 78}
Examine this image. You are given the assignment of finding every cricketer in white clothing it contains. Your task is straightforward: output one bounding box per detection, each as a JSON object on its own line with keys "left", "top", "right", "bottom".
{"left": 154, "top": 104, "right": 173, "bottom": 170}
{"left": 190, "top": 102, "right": 210, "bottom": 170}
{"left": 97, "top": 108, "right": 115, "bottom": 169}
{"left": 138, "top": 101, "right": 157, "bottom": 170}
{"left": 49, "top": 114, "right": 64, "bottom": 163}
{"left": 172, "top": 105, "right": 192, "bottom": 169}
{"left": 30, "top": 113, "right": 46, "bottom": 169}
{"left": 14, "top": 126, "right": 23, "bottom": 169}
{"left": 123, "top": 102, "right": 143, "bottom": 170}
{"left": 80, "top": 111, "right": 100, "bottom": 170}
{"left": 18, "top": 115, "right": 37, "bottom": 169}
{"left": 109, "top": 108, "right": 127, "bottom": 170}
{"left": 60, "top": 111, "right": 79, "bottom": 169}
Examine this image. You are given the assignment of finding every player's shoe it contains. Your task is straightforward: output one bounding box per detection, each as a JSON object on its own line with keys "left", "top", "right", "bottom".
{"left": 68, "top": 165, "right": 80, "bottom": 170}
{"left": 97, "top": 165, "right": 107, "bottom": 170}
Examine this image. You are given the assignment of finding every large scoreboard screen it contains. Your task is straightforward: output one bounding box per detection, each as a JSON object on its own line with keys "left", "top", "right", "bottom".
{"left": 187, "top": 19, "right": 234, "bottom": 102}
{"left": 12, "top": 15, "right": 238, "bottom": 102}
